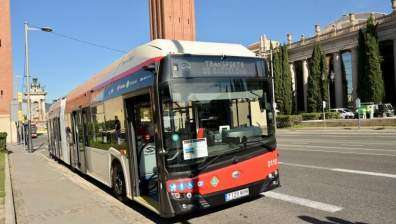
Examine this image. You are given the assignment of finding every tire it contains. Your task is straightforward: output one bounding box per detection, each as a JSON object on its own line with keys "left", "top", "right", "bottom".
{"left": 112, "top": 163, "right": 126, "bottom": 202}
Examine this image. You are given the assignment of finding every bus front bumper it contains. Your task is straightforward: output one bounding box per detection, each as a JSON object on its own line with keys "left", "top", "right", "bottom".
{"left": 168, "top": 173, "right": 280, "bottom": 216}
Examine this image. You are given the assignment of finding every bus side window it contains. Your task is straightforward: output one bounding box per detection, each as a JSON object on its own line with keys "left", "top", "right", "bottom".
{"left": 103, "top": 96, "right": 128, "bottom": 151}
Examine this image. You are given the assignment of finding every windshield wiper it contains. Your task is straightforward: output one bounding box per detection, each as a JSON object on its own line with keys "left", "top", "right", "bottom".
{"left": 197, "top": 146, "right": 244, "bottom": 172}
{"left": 197, "top": 136, "right": 276, "bottom": 172}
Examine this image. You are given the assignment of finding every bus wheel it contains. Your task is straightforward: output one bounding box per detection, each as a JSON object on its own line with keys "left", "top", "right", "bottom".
{"left": 112, "top": 163, "right": 126, "bottom": 202}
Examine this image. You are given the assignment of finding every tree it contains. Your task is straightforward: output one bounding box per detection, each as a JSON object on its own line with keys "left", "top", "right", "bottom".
{"left": 357, "top": 15, "right": 384, "bottom": 103}
{"left": 281, "top": 45, "right": 293, "bottom": 115}
{"left": 357, "top": 30, "right": 368, "bottom": 101}
{"left": 273, "top": 45, "right": 284, "bottom": 113}
{"left": 341, "top": 58, "right": 349, "bottom": 106}
{"left": 307, "top": 44, "right": 323, "bottom": 112}
{"left": 320, "top": 51, "right": 329, "bottom": 108}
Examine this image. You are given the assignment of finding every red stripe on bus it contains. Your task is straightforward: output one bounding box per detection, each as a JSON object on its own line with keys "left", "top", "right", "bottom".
{"left": 167, "top": 150, "right": 279, "bottom": 195}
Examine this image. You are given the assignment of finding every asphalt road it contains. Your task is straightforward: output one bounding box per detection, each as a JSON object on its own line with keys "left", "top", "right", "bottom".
{"left": 182, "top": 128, "right": 396, "bottom": 224}
{"left": 29, "top": 128, "right": 396, "bottom": 224}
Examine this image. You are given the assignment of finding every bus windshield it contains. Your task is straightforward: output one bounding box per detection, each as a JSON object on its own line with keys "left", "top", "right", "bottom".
{"left": 160, "top": 78, "right": 275, "bottom": 172}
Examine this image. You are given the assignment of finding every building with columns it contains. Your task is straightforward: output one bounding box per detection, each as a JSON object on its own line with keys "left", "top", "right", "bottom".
{"left": 28, "top": 78, "right": 47, "bottom": 126}
{"left": 249, "top": 3, "right": 396, "bottom": 112}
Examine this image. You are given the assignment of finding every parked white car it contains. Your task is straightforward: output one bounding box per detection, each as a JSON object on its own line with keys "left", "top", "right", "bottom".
{"left": 330, "top": 108, "right": 355, "bottom": 119}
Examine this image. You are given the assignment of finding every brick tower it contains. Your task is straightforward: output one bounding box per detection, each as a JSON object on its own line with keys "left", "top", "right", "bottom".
{"left": 149, "top": 0, "right": 196, "bottom": 41}
{"left": 0, "top": 0, "right": 14, "bottom": 142}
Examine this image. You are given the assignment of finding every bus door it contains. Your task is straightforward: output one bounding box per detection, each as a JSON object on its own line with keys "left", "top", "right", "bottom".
{"left": 48, "top": 120, "right": 55, "bottom": 156}
{"left": 125, "top": 92, "right": 159, "bottom": 203}
{"left": 71, "top": 110, "right": 87, "bottom": 173}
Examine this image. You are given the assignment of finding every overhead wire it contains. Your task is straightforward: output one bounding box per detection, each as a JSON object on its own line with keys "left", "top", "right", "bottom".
{"left": 48, "top": 31, "right": 128, "bottom": 54}
{"left": 30, "top": 24, "right": 128, "bottom": 54}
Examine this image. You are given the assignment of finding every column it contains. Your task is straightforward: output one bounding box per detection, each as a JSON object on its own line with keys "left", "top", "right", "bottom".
{"left": 302, "top": 60, "right": 309, "bottom": 111}
{"left": 290, "top": 63, "right": 297, "bottom": 112}
{"left": 351, "top": 48, "right": 358, "bottom": 101}
{"left": 333, "top": 52, "right": 343, "bottom": 108}
{"left": 41, "top": 98, "right": 46, "bottom": 121}
{"left": 290, "top": 63, "right": 296, "bottom": 93}
{"left": 394, "top": 40, "right": 396, "bottom": 101}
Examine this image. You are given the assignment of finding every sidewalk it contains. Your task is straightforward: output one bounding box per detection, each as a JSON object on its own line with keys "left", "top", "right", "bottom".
{"left": 7, "top": 142, "right": 154, "bottom": 224}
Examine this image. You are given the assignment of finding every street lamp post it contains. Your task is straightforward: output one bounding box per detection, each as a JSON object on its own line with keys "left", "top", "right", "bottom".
{"left": 24, "top": 21, "right": 52, "bottom": 152}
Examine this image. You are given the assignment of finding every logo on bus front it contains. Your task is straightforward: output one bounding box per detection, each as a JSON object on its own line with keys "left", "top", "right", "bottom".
{"left": 232, "top": 170, "right": 241, "bottom": 179}
{"left": 210, "top": 176, "right": 220, "bottom": 187}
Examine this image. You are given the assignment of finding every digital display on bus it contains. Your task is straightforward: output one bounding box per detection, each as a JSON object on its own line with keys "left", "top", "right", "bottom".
{"left": 171, "top": 56, "right": 265, "bottom": 78}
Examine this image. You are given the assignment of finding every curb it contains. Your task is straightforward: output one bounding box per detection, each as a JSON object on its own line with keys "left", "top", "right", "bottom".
{"left": 4, "top": 153, "right": 16, "bottom": 224}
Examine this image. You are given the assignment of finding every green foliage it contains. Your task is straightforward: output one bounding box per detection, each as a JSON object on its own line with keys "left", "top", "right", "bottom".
{"left": 341, "top": 57, "right": 349, "bottom": 106}
{"left": 366, "top": 34, "right": 384, "bottom": 102}
{"left": 323, "top": 112, "right": 341, "bottom": 120}
{"left": 301, "top": 113, "right": 321, "bottom": 121}
{"left": 320, "top": 53, "right": 329, "bottom": 106}
{"left": 307, "top": 45, "right": 321, "bottom": 112}
{"left": 272, "top": 45, "right": 293, "bottom": 115}
{"left": 0, "top": 132, "right": 7, "bottom": 151}
{"left": 282, "top": 45, "right": 293, "bottom": 115}
{"left": 276, "top": 115, "right": 302, "bottom": 128}
{"left": 273, "top": 47, "right": 284, "bottom": 113}
{"left": 357, "top": 30, "right": 368, "bottom": 101}
{"left": 299, "top": 112, "right": 340, "bottom": 121}
{"left": 0, "top": 151, "right": 4, "bottom": 198}
{"left": 307, "top": 44, "right": 328, "bottom": 112}
{"left": 357, "top": 15, "right": 384, "bottom": 103}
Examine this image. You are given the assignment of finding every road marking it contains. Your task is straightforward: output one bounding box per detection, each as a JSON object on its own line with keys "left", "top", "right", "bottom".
{"left": 278, "top": 147, "right": 396, "bottom": 157}
{"left": 280, "top": 162, "right": 396, "bottom": 179}
{"left": 279, "top": 144, "right": 396, "bottom": 153}
{"left": 278, "top": 132, "right": 396, "bottom": 136}
{"left": 262, "top": 192, "right": 343, "bottom": 213}
{"left": 278, "top": 162, "right": 328, "bottom": 170}
{"left": 340, "top": 144, "right": 365, "bottom": 147}
{"left": 280, "top": 140, "right": 396, "bottom": 147}
{"left": 332, "top": 168, "right": 396, "bottom": 179}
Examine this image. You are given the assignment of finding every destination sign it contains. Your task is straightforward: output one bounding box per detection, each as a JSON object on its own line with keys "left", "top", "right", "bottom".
{"left": 171, "top": 56, "right": 262, "bottom": 78}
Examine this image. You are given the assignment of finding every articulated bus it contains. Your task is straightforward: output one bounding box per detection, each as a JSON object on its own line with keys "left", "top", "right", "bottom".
{"left": 47, "top": 39, "right": 280, "bottom": 218}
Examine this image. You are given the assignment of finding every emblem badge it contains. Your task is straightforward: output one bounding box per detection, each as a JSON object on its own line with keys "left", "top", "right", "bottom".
{"left": 232, "top": 170, "right": 241, "bottom": 179}
{"left": 197, "top": 181, "right": 204, "bottom": 187}
{"left": 210, "top": 176, "right": 220, "bottom": 187}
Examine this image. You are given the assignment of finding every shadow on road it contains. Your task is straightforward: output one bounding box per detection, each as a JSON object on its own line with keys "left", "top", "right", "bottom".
{"left": 159, "top": 195, "right": 263, "bottom": 224}
{"left": 299, "top": 215, "right": 369, "bottom": 224}
{"left": 70, "top": 166, "right": 264, "bottom": 224}
{"left": 32, "top": 142, "right": 45, "bottom": 152}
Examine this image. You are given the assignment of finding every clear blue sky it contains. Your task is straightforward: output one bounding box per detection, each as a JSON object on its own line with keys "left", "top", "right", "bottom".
{"left": 10, "top": 0, "right": 390, "bottom": 102}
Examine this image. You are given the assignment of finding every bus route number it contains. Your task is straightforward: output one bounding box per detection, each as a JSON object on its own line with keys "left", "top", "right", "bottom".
{"left": 268, "top": 159, "right": 278, "bottom": 168}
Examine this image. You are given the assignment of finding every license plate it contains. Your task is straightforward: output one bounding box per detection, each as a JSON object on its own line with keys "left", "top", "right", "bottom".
{"left": 225, "top": 188, "right": 249, "bottom": 202}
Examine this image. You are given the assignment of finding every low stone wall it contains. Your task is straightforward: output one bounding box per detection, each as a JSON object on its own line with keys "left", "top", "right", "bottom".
{"left": 0, "top": 115, "right": 16, "bottom": 143}
{"left": 300, "top": 117, "right": 396, "bottom": 127}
